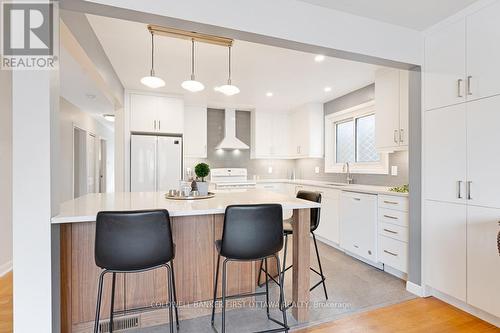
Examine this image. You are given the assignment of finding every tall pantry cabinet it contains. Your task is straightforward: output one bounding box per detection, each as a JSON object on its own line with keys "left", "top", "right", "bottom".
{"left": 424, "top": 0, "right": 500, "bottom": 319}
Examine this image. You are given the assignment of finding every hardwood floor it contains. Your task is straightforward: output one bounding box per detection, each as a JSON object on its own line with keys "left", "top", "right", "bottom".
{"left": 296, "top": 297, "right": 499, "bottom": 333}
{"left": 0, "top": 272, "right": 13, "bottom": 333}
{"left": 0, "top": 271, "right": 497, "bottom": 333}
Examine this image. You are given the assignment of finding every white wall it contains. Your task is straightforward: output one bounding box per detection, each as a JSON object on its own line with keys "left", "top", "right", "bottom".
{"left": 59, "top": 98, "right": 115, "bottom": 202}
{"left": 82, "top": 0, "right": 422, "bottom": 66}
{"left": 0, "top": 69, "right": 12, "bottom": 276}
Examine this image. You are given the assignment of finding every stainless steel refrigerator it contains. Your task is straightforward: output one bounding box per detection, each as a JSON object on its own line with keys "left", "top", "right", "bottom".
{"left": 130, "top": 134, "right": 182, "bottom": 192}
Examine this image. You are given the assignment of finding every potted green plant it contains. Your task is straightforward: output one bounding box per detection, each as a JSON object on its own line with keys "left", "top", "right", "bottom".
{"left": 194, "top": 162, "right": 210, "bottom": 195}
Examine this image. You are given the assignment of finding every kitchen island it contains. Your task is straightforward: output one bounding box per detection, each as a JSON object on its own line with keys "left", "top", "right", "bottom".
{"left": 52, "top": 189, "right": 320, "bottom": 333}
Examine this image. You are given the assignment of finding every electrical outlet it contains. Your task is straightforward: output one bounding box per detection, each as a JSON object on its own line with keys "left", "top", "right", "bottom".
{"left": 314, "top": 166, "right": 320, "bottom": 174}
{"left": 391, "top": 166, "right": 398, "bottom": 176}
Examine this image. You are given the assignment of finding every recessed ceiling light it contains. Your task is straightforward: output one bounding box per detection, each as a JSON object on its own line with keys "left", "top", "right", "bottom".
{"left": 324, "top": 86, "right": 332, "bottom": 92}
{"left": 314, "top": 54, "right": 325, "bottom": 62}
{"left": 103, "top": 114, "right": 115, "bottom": 122}
{"left": 266, "top": 92, "right": 273, "bottom": 97}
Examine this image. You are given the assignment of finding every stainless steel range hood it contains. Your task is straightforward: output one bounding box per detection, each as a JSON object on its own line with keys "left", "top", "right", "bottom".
{"left": 215, "top": 108, "right": 249, "bottom": 150}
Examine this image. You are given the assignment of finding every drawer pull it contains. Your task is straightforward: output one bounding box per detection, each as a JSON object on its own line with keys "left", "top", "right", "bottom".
{"left": 384, "top": 250, "right": 398, "bottom": 257}
{"left": 383, "top": 214, "right": 398, "bottom": 220}
{"left": 353, "top": 198, "right": 361, "bottom": 201}
{"left": 383, "top": 228, "right": 398, "bottom": 234}
{"left": 383, "top": 200, "right": 398, "bottom": 205}
{"left": 353, "top": 244, "right": 359, "bottom": 248}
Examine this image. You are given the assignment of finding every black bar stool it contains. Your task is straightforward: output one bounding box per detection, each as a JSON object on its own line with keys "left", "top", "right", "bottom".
{"left": 93, "top": 210, "right": 179, "bottom": 333}
{"left": 211, "top": 204, "right": 289, "bottom": 333}
{"left": 258, "top": 190, "right": 328, "bottom": 300}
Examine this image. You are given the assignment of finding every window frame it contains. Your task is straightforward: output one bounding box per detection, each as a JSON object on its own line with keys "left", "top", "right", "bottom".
{"left": 324, "top": 100, "right": 389, "bottom": 174}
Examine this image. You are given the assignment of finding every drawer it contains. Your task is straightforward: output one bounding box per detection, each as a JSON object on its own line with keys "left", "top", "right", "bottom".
{"left": 378, "top": 208, "right": 409, "bottom": 227}
{"left": 378, "top": 236, "right": 408, "bottom": 273}
{"left": 378, "top": 222, "right": 408, "bottom": 242}
{"left": 378, "top": 195, "right": 408, "bottom": 212}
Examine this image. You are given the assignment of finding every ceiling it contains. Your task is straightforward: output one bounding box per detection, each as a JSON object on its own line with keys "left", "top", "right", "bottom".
{"left": 60, "top": 45, "right": 115, "bottom": 119}
{"left": 298, "top": 0, "right": 480, "bottom": 30}
{"left": 87, "top": 14, "right": 382, "bottom": 113}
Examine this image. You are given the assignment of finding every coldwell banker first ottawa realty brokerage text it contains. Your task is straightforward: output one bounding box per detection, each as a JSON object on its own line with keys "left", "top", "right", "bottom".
{"left": 1, "top": 2, "right": 57, "bottom": 70}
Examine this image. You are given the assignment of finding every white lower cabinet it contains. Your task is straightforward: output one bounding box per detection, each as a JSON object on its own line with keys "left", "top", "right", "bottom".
{"left": 314, "top": 188, "right": 340, "bottom": 245}
{"left": 466, "top": 205, "right": 500, "bottom": 317}
{"left": 424, "top": 200, "right": 467, "bottom": 302}
{"left": 378, "top": 236, "right": 408, "bottom": 273}
{"left": 377, "top": 195, "right": 409, "bottom": 274}
{"left": 339, "top": 191, "right": 378, "bottom": 262}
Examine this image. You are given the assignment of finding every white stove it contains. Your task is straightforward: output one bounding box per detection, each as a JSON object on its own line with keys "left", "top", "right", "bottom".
{"left": 210, "top": 168, "right": 256, "bottom": 190}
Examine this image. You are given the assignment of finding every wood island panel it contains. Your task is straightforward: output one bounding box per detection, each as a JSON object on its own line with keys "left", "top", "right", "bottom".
{"left": 61, "top": 215, "right": 253, "bottom": 332}
{"left": 170, "top": 215, "right": 215, "bottom": 303}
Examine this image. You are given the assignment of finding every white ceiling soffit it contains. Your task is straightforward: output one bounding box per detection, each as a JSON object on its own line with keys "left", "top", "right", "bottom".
{"left": 60, "top": 20, "right": 118, "bottom": 116}
{"left": 298, "top": 0, "right": 480, "bottom": 30}
{"left": 60, "top": 45, "right": 115, "bottom": 116}
{"left": 87, "top": 14, "right": 382, "bottom": 113}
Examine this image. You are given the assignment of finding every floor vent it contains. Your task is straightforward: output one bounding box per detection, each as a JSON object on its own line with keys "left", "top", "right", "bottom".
{"left": 99, "top": 316, "right": 139, "bottom": 332}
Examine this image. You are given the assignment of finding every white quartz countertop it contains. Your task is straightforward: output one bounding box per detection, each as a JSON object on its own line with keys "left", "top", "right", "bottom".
{"left": 255, "top": 179, "right": 409, "bottom": 197}
{"left": 51, "top": 189, "right": 321, "bottom": 224}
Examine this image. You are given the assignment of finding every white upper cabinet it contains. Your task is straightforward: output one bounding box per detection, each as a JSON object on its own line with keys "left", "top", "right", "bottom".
{"left": 183, "top": 106, "right": 207, "bottom": 158}
{"left": 251, "top": 111, "right": 290, "bottom": 159}
{"left": 156, "top": 96, "right": 184, "bottom": 134}
{"left": 129, "top": 93, "right": 184, "bottom": 134}
{"left": 424, "top": 19, "right": 466, "bottom": 111}
{"left": 424, "top": 104, "right": 467, "bottom": 204}
{"left": 289, "top": 103, "right": 324, "bottom": 158}
{"left": 467, "top": 1, "right": 500, "bottom": 101}
{"left": 466, "top": 205, "right": 500, "bottom": 318}
{"left": 426, "top": 2, "right": 500, "bottom": 110}
{"left": 375, "top": 68, "right": 409, "bottom": 151}
{"left": 130, "top": 93, "right": 158, "bottom": 133}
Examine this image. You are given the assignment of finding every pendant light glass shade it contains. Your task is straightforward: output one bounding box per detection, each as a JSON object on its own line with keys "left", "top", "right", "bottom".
{"left": 182, "top": 39, "right": 205, "bottom": 92}
{"left": 141, "top": 31, "right": 165, "bottom": 89}
{"left": 215, "top": 46, "right": 239, "bottom": 96}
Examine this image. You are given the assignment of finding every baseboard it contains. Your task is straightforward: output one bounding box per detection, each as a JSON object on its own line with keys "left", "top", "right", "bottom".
{"left": 426, "top": 285, "right": 500, "bottom": 327}
{"left": 406, "top": 281, "right": 424, "bottom": 297}
{"left": 315, "top": 235, "right": 342, "bottom": 251}
{"left": 0, "top": 261, "right": 12, "bottom": 277}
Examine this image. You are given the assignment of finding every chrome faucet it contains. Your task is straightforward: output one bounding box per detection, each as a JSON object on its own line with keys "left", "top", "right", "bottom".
{"left": 343, "top": 162, "right": 354, "bottom": 184}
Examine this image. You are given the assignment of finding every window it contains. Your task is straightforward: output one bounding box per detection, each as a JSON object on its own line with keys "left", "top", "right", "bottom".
{"left": 325, "top": 101, "right": 388, "bottom": 174}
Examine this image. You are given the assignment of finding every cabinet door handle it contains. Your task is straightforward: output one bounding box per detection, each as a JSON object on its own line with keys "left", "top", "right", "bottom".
{"left": 383, "top": 228, "right": 398, "bottom": 234}
{"left": 383, "top": 200, "right": 398, "bottom": 205}
{"left": 353, "top": 197, "right": 361, "bottom": 201}
{"left": 457, "top": 180, "right": 463, "bottom": 199}
{"left": 394, "top": 129, "right": 399, "bottom": 143}
{"left": 467, "top": 76, "right": 473, "bottom": 96}
{"left": 384, "top": 250, "right": 398, "bottom": 257}
{"left": 383, "top": 214, "right": 398, "bottom": 220}
{"left": 158, "top": 120, "right": 161, "bottom": 131}
{"left": 458, "top": 79, "right": 464, "bottom": 98}
{"left": 399, "top": 129, "right": 404, "bottom": 143}
{"left": 467, "top": 181, "right": 473, "bottom": 200}
{"left": 154, "top": 120, "right": 157, "bottom": 130}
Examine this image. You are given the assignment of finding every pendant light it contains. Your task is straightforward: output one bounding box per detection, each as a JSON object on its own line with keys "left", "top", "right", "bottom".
{"left": 141, "top": 31, "right": 165, "bottom": 89}
{"left": 181, "top": 39, "right": 205, "bottom": 92}
{"left": 215, "top": 45, "right": 240, "bottom": 96}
